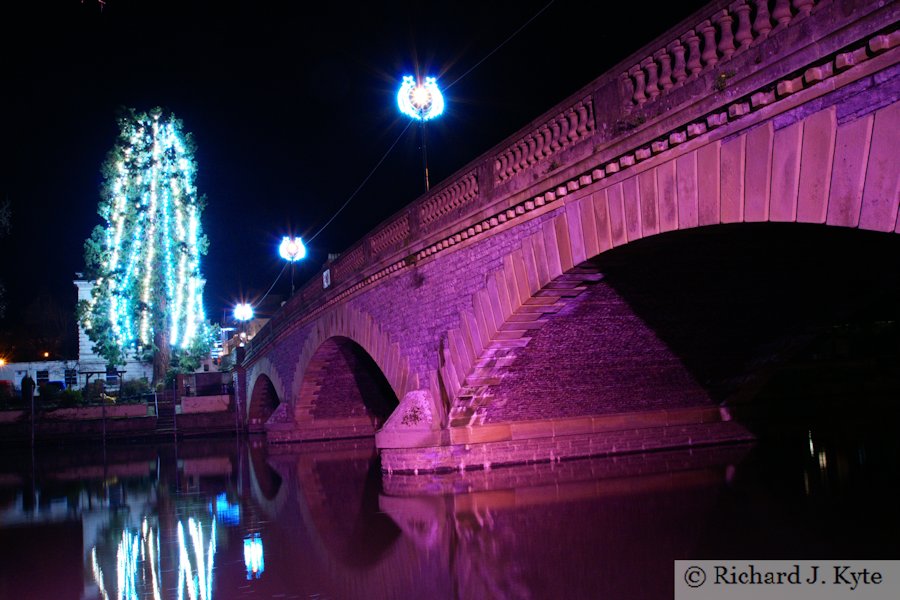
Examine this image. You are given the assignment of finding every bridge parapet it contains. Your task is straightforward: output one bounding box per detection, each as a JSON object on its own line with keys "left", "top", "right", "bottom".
{"left": 246, "top": 0, "right": 898, "bottom": 365}
{"left": 621, "top": 0, "right": 819, "bottom": 110}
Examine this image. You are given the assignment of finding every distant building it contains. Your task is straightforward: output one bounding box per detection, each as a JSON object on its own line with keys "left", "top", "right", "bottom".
{"left": 73, "top": 276, "right": 152, "bottom": 386}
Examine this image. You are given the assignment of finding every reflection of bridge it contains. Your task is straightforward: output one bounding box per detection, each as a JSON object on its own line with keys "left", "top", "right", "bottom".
{"left": 238, "top": 0, "right": 900, "bottom": 472}
{"left": 244, "top": 440, "right": 748, "bottom": 599}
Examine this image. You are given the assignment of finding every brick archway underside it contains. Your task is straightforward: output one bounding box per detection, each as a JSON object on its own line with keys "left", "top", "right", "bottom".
{"left": 249, "top": 373, "right": 280, "bottom": 429}
{"left": 448, "top": 223, "right": 900, "bottom": 428}
{"left": 299, "top": 336, "right": 400, "bottom": 426}
{"left": 440, "top": 100, "right": 899, "bottom": 428}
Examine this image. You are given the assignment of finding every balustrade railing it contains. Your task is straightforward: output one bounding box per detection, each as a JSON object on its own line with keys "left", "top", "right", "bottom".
{"left": 493, "top": 96, "right": 594, "bottom": 184}
{"left": 621, "top": 0, "right": 824, "bottom": 108}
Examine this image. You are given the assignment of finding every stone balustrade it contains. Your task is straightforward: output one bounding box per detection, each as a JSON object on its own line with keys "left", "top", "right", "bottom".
{"left": 493, "top": 97, "right": 594, "bottom": 184}
{"left": 621, "top": 0, "right": 824, "bottom": 108}
{"left": 419, "top": 170, "right": 479, "bottom": 231}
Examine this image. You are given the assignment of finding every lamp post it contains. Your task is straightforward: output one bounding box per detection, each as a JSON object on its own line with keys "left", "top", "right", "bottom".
{"left": 278, "top": 236, "right": 307, "bottom": 297}
{"left": 398, "top": 75, "right": 444, "bottom": 191}
{"left": 232, "top": 302, "right": 254, "bottom": 435}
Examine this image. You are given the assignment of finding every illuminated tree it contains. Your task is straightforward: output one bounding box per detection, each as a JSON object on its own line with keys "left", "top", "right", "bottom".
{"left": 78, "top": 108, "right": 213, "bottom": 382}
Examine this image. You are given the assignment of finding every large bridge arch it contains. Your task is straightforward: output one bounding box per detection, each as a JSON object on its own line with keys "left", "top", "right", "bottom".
{"left": 432, "top": 100, "right": 899, "bottom": 423}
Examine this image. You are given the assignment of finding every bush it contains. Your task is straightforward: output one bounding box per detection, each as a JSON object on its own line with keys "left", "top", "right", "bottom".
{"left": 39, "top": 383, "right": 62, "bottom": 403}
{"left": 83, "top": 380, "right": 106, "bottom": 405}
{"left": 59, "top": 388, "right": 84, "bottom": 408}
{"left": 120, "top": 378, "right": 151, "bottom": 400}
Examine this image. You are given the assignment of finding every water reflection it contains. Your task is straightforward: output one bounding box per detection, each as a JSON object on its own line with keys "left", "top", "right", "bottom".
{"left": 0, "top": 428, "right": 896, "bottom": 599}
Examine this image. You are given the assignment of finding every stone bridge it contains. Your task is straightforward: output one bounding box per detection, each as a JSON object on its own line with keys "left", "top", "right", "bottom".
{"left": 238, "top": 0, "right": 900, "bottom": 473}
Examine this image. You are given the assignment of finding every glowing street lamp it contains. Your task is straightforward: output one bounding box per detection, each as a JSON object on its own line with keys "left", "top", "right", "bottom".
{"left": 397, "top": 75, "right": 444, "bottom": 191}
{"left": 233, "top": 303, "right": 254, "bottom": 322}
{"left": 233, "top": 302, "right": 254, "bottom": 349}
{"left": 279, "top": 236, "right": 307, "bottom": 296}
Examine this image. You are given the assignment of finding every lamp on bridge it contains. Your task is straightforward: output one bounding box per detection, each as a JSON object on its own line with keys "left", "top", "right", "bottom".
{"left": 233, "top": 302, "right": 254, "bottom": 348}
{"left": 278, "top": 236, "right": 307, "bottom": 297}
{"left": 397, "top": 75, "right": 444, "bottom": 192}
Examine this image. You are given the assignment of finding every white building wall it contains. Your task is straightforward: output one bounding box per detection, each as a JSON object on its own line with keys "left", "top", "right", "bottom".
{"left": 73, "top": 278, "right": 153, "bottom": 385}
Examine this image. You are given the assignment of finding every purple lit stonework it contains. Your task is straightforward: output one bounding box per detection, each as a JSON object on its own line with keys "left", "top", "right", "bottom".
{"left": 236, "top": 0, "right": 900, "bottom": 473}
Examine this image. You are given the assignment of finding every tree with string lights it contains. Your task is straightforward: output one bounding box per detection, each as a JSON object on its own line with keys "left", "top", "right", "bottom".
{"left": 78, "top": 108, "right": 214, "bottom": 383}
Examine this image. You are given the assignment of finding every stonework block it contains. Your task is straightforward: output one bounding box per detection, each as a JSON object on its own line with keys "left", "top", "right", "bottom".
{"left": 564, "top": 203, "right": 586, "bottom": 266}
{"left": 777, "top": 76, "right": 804, "bottom": 97}
{"left": 750, "top": 90, "right": 776, "bottom": 108}
{"left": 622, "top": 176, "right": 642, "bottom": 242}
{"left": 697, "top": 141, "right": 721, "bottom": 226}
{"left": 638, "top": 169, "right": 659, "bottom": 236}
{"left": 577, "top": 196, "right": 600, "bottom": 259}
{"left": 676, "top": 151, "right": 699, "bottom": 229}
{"left": 669, "top": 131, "right": 688, "bottom": 145}
{"left": 554, "top": 213, "right": 575, "bottom": 272}
{"left": 804, "top": 62, "right": 834, "bottom": 84}
{"left": 744, "top": 122, "right": 774, "bottom": 222}
{"left": 502, "top": 255, "right": 522, "bottom": 313}
{"left": 592, "top": 189, "right": 613, "bottom": 252}
{"left": 869, "top": 31, "right": 900, "bottom": 53}
{"left": 770, "top": 120, "right": 803, "bottom": 222}
{"left": 720, "top": 134, "right": 746, "bottom": 224}
{"left": 797, "top": 107, "right": 836, "bottom": 223}
{"left": 826, "top": 114, "right": 873, "bottom": 227}
{"left": 510, "top": 248, "right": 532, "bottom": 302}
{"left": 706, "top": 112, "right": 728, "bottom": 128}
{"left": 859, "top": 101, "right": 900, "bottom": 232}
{"left": 687, "top": 122, "right": 708, "bottom": 137}
{"left": 835, "top": 47, "right": 869, "bottom": 71}
{"left": 606, "top": 183, "right": 628, "bottom": 246}
{"left": 531, "top": 231, "right": 552, "bottom": 287}
{"left": 521, "top": 236, "right": 542, "bottom": 295}
{"left": 494, "top": 270, "right": 513, "bottom": 322}
{"left": 472, "top": 291, "right": 492, "bottom": 346}
{"left": 462, "top": 310, "right": 484, "bottom": 363}
{"left": 728, "top": 102, "right": 750, "bottom": 118}
{"left": 542, "top": 220, "right": 566, "bottom": 280}
{"left": 657, "top": 160, "right": 679, "bottom": 232}
{"left": 484, "top": 284, "right": 505, "bottom": 337}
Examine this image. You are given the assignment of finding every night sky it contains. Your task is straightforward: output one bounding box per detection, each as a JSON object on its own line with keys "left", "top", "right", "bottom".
{"left": 1, "top": 0, "right": 708, "bottom": 356}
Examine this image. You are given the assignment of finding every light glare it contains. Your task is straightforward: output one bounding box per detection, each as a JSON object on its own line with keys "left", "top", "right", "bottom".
{"left": 279, "top": 236, "right": 307, "bottom": 262}
{"left": 234, "top": 303, "right": 254, "bottom": 322}
{"left": 398, "top": 75, "right": 444, "bottom": 121}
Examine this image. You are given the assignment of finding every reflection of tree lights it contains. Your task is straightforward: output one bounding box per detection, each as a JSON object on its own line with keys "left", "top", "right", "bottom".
{"left": 279, "top": 236, "right": 307, "bottom": 262}
{"left": 92, "top": 547, "right": 110, "bottom": 600}
{"left": 91, "top": 516, "right": 215, "bottom": 600}
{"left": 397, "top": 75, "right": 444, "bottom": 121}
{"left": 117, "top": 530, "right": 140, "bottom": 599}
{"left": 177, "top": 517, "right": 217, "bottom": 600}
{"left": 244, "top": 533, "right": 265, "bottom": 580}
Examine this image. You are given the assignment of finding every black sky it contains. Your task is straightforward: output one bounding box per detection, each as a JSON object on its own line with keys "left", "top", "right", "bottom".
{"left": 1, "top": 0, "right": 708, "bottom": 353}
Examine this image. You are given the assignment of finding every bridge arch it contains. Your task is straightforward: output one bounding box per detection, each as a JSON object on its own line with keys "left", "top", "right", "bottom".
{"left": 437, "top": 101, "right": 899, "bottom": 428}
{"left": 260, "top": 304, "right": 417, "bottom": 442}
{"left": 298, "top": 336, "right": 400, "bottom": 427}
{"left": 247, "top": 357, "right": 287, "bottom": 431}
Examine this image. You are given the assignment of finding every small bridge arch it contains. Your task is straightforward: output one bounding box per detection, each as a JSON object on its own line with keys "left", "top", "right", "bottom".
{"left": 247, "top": 357, "right": 287, "bottom": 432}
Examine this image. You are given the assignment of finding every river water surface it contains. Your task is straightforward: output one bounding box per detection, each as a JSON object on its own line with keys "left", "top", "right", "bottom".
{"left": 0, "top": 419, "right": 897, "bottom": 599}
